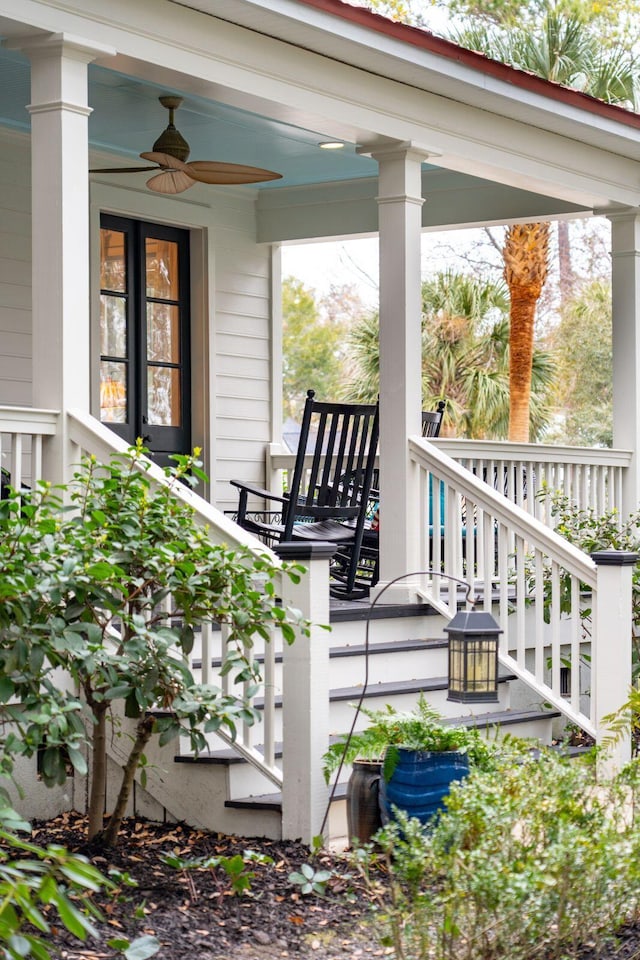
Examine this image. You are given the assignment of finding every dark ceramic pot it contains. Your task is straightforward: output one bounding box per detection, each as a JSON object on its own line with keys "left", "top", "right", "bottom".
{"left": 346, "top": 759, "right": 383, "bottom": 843}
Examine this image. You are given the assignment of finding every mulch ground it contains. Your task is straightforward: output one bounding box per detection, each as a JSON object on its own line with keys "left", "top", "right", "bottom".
{"left": 28, "top": 813, "right": 389, "bottom": 960}
{"left": 22, "top": 813, "right": 640, "bottom": 960}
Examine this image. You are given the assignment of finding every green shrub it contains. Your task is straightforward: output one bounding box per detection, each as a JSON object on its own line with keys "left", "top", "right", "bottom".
{"left": 0, "top": 800, "right": 159, "bottom": 960}
{"left": 533, "top": 487, "right": 640, "bottom": 669}
{"left": 354, "top": 748, "right": 640, "bottom": 960}
{"left": 0, "top": 444, "right": 309, "bottom": 845}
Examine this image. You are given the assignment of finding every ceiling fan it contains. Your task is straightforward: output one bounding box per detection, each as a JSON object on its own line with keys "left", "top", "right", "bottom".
{"left": 90, "top": 95, "right": 282, "bottom": 194}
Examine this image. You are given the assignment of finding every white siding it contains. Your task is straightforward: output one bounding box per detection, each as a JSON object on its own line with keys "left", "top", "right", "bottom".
{"left": 213, "top": 233, "right": 272, "bottom": 512}
{"left": 0, "top": 132, "right": 31, "bottom": 408}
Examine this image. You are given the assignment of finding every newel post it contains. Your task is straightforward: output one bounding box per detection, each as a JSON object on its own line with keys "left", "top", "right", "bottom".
{"left": 275, "top": 543, "right": 334, "bottom": 843}
{"left": 591, "top": 550, "right": 638, "bottom": 775}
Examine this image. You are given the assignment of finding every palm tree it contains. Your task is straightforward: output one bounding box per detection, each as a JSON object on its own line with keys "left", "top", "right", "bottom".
{"left": 502, "top": 222, "right": 550, "bottom": 440}
{"left": 341, "top": 270, "right": 555, "bottom": 439}
{"left": 452, "top": 7, "right": 638, "bottom": 441}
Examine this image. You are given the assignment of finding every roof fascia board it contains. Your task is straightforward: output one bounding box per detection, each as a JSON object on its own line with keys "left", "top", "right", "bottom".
{"left": 178, "top": 0, "right": 640, "bottom": 141}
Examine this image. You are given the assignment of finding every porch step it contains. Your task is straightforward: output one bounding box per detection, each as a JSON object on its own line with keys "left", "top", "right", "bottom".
{"left": 223, "top": 707, "right": 562, "bottom": 812}
{"left": 192, "top": 636, "right": 448, "bottom": 672}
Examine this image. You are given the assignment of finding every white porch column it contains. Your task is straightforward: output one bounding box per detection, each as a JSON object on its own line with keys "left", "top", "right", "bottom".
{"left": 276, "top": 543, "right": 332, "bottom": 844}
{"left": 608, "top": 209, "right": 640, "bottom": 518}
{"left": 16, "top": 33, "right": 114, "bottom": 484}
{"left": 591, "top": 550, "right": 636, "bottom": 777}
{"left": 371, "top": 143, "right": 426, "bottom": 599}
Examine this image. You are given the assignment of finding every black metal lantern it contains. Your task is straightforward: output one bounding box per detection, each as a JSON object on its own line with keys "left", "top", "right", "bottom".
{"left": 445, "top": 608, "right": 501, "bottom": 703}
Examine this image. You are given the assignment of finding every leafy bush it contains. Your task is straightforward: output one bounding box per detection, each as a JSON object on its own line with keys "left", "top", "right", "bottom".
{"left": 162, "top": 848, "right": 273, "bottom": 898}
{"left": 0, "top": 800, "right": 159, "bottom": 960}
{"left": 0, "top": 445, "right": 309, "bottom": 845}
{"left": 354, "top": 748, "right": 640, "bottom": 960}
{"left": 533, "top": 487, "right": 640, "bottom": 669}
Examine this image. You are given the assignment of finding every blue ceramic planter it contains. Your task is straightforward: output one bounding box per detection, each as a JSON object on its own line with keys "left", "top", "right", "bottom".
{"left": 379, "top": 747, "right": 470, "bottom": 826}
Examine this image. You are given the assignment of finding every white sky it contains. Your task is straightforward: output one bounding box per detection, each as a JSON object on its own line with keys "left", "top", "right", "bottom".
{"left": 280, "top": 228, "right": 506, "bottom": 310}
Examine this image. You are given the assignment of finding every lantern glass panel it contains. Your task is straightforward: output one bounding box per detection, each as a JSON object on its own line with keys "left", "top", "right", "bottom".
{"left": 447, "top": 631, "right": 499, "bottom": 703}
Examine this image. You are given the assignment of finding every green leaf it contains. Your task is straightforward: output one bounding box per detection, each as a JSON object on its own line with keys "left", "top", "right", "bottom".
{"left": 85, "top": 561, "right": 116, "bottom": 580}
{"left": 0, "top": 676, "right": 15, "bottom": 703}
{"left": 158, "top": 725, "right": 180, "bottom": 748}
{"left": 122, "top": 935, "right": 161, "bottom": 960}
{"left": 66, "top": 747, "right": 88, "bottom": 776}
{"left": 7, "top": 934, "right": 31, "bottom": 957}
{"left": 59, "top": 859, "right": 104, "bottom": 892}
{"left": 50, "top": 891, "right": 97, "bottom": 941}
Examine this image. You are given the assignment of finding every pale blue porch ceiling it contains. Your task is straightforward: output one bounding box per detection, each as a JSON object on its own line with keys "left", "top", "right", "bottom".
{"left": 0, "top": 46, "right": 380, "bottom": 189}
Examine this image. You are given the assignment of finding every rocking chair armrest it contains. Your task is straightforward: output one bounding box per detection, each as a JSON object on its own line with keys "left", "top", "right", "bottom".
{"left": 230, "top": 478, "right": 288, "bottom": 505}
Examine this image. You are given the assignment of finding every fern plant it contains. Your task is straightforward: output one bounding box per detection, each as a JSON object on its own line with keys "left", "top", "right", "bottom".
{"left": 322, "top": 695, "right": 498, "bottom": 783}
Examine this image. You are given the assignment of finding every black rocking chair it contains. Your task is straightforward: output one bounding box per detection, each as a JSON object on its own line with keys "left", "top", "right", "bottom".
{"left": 230, "top": 390, "right": 380, "bottom": 600}
{"left": 336, "top": 400, "right": 447, "bottom": 592}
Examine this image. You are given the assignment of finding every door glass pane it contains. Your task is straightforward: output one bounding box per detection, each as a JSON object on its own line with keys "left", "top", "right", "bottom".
{"left": 147, "top": 367, "right": 181, "bottom": 426}
{"left": 146, "top": 237, "right": 179, "bottom": 299}
{"left": 147, "top": 303, "right": 180, "bottom": 363}
{"left": 100, "top": 361, "right": 127, "bottom": 423}
{"left": 101, "top": 295, "right": 127, "bottom": 358}
{"left": 100, "top": 229, "right": 126, "bottom": 292}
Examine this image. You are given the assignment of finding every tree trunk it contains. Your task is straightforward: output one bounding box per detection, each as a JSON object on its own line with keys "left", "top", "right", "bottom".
{"left": 100, "top": 714, "right": 156, "bottom": 847}
{"left": 508, "top": 291, "right": 536, "bottom": 441}
{"left": 88, "top": 702, "right": 108, "bottom": 841}
{"left": 503, "top": 222, "right": 550, "bottom": 442}
{"left": 557, "top": 220, "right": 575, "bottom": 308}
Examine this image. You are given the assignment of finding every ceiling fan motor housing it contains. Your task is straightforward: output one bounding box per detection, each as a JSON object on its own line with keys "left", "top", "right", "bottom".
{"left": 153, "top": 96, "right": 190, "bottom": 162}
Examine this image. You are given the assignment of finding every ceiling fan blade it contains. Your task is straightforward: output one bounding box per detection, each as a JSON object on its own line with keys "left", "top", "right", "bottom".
{"left": 185, "top": 161, "right": 282, "bottom": 184}
{"left": 90, "top": 166, "right": 159, "bottom": 174}
{"left": 140, "top": 151, "right": 187, "bottom": 171}
{"left": 146, "top": 170, "right": 195, "bottom": 195}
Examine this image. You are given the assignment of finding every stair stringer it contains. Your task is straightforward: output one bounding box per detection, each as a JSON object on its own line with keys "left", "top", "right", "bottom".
{"left": 102, "top": 709, "right": 283, "bottom": 839}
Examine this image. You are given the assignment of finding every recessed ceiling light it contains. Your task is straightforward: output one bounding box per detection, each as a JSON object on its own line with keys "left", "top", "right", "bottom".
{"left": 318, "top": 141, "right": 345, "bottom": 150}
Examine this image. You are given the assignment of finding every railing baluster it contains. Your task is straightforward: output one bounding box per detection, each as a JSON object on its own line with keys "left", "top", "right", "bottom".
{"left": 498, "top": 522, "right": 510, "bottom": 650}
{"left": 200, "top": 621, "right": 212, "bottom": 686}
{"left": 550, "top": 561, "right": 561, "bottom": 697}
{"left": 12, "top": 433, "right": 22, "bottom": 491}
{"left": 534, "top": 549, "right": 545, "bottom": 685}
{"left": 570, "top": 577, "right": 581, "bottom": 713}
{"left": 221, "top": 623, "right": 231, "bottom": 699}
{"left": 262, "top": 624, "right": 277, "bottom": 769}
{"left": 515, "top": 534, "right": 526, "bottom": 663}
{"left": 33, "top": 434, "right": 43, "bottom": 486}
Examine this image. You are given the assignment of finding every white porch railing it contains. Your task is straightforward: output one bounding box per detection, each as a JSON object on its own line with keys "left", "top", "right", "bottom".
{"left": 268, "top": 439, "right": 633, "bottom": 525}
{"left": 65, "top": 409, "right": 293, "bottom": 789}
{"left": 434, "top": 438, "right": 632, "bottom": 526}
{"left": 409, "top": 435, "right": 633, "bottom": 753}
{"left": 0, "top": 406, "right": 59, "bottom": 490}
{"left": 0, "top": 407, "right": 300, "bottom": 804}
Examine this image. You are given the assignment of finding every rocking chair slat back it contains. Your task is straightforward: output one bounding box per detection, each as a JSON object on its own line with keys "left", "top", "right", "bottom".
{"left": 231, "top": 389, "right": 379, "bottom": 599}
{"left": 284, "top": 393, "right": 379, "bottom": 537}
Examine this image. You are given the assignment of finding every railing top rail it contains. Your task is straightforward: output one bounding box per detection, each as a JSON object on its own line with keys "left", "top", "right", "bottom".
{"left": 433, "top": 437, "right": 632, "bottom": 467}
{"left": 269, "top": 439, "right": 633, "bottom": 471}
{"left": 409, "top": 435, "right": 597, "bottom": 585}
{"left": 0, "top": 406, "right": 59, "bottom": 434}
{"left": 67, "top": 408, "right": 280, "bottom": 559}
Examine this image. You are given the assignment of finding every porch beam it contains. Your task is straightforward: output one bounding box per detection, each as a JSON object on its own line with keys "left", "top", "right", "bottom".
{"left": 370, "top": 141, "right": 427, "bottom": 599}
{"left": 15, "top": 32, "right": 114, "bottom": 484}
{"left": 608, "top": 209, "right": 640, "bottom": 519}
